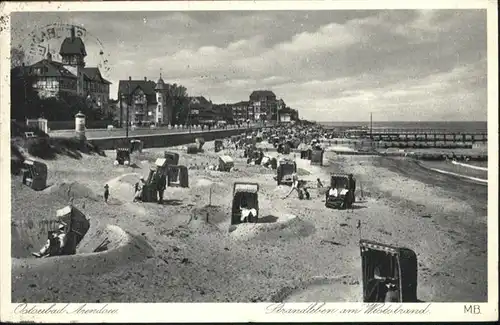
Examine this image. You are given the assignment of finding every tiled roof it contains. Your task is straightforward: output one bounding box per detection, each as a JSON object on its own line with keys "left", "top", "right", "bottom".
{"left": 233, "top": 101, "right": 249, "bottom": 106}
{"left": 118, "top": 80, "right": 156, "bottom": 95}
{"left": 82, "top": 67, "right": 112, "bottom": 84}
{"left": 118, "top": 80, "right": 158, "bottom": 103}
{"left": 27, "top": 59, "right": 77, "bottom": 78}
{"left": 250, "top": 90, "right": 276, "bottom": 100}
{"left": 59, "top": 37, "right": 87, "bottom": 56}
{"left": 155, "top": 77, "right": 166, "bottom": 90}
{"left": 189, "top": 96, "right": 211, "bottom": 107}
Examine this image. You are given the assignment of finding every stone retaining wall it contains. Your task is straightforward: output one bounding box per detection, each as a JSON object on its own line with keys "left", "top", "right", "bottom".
{"left": 87, "top": 128, "right": 254, "bottom": 150}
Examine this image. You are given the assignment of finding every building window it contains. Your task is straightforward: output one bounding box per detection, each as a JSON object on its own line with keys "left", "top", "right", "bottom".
{"left": 37, "top": 78, "right": 47, "bottom": 88}
{"left": 46, "top": 78, "right": 56, "bottom": 89}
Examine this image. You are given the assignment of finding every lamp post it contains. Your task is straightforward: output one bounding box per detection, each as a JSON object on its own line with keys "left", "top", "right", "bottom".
{"left": 188, "top": 101, "right": 192, "bottom": 133}
{"left": 126, "top": 76, "right": 131, "bottom": 139}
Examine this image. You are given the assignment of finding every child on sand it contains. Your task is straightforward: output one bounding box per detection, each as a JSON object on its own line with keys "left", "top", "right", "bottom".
{"left": 104, "top": 184, "right": 110, "bottom": 203}
{"left": 282, "top": 173, "right": 300, "bottom": 199}
{"left": 303, "top": 188, "right": 310, "bottom": 200}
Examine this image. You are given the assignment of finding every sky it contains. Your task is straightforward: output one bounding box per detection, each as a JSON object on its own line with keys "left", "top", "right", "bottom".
{"left": 11, "top": 9, "right": 487, "bottom": 122}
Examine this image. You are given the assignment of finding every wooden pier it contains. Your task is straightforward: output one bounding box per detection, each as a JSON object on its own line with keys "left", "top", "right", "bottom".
{"left": 368, "top": 128, "right": 487, "bottom": 143}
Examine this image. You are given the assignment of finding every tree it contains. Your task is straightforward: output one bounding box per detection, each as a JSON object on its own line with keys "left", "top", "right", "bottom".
{"left": 11, "top": 70, "right": 40, "bottom": 121}
{"left": 290, "top": 107, "right": 300, "bottom": 121}
{"left": 165, "top": 83, "right": 189, "bottom": 125}
{"left": 11, "top": 47, "right": 26, "bottom": 68}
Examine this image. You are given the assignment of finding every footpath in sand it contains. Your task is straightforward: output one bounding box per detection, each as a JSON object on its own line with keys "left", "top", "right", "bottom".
{"left": 11, "top": 140, "right": 487, "bottom": 302}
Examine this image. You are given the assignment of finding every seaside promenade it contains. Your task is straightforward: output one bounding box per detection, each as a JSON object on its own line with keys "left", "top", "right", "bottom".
{"left": 48, "top": 124, "right": 259, "bottom": 140}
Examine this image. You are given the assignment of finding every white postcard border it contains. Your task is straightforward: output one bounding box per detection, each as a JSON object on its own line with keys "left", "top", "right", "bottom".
{"left": 0, "top": 0, "right": 498, "bottom": 323}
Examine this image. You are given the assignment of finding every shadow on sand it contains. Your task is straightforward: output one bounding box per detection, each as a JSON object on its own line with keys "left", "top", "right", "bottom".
{"left": 160, "top": 199, "right": 183, "bottom": 206}
{"left": 257, "top": 215, "right": 279, "bottom": 223}
{"left": 350, "top": 204, "right": 367, "bottom": 210}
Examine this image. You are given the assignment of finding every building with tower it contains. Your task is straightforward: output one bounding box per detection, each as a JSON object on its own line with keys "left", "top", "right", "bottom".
{"left": 117, "top": 74, "right": 173, "bottom": 126}
{"left": 154, "top": 74, "right": 172, "bottom": 125}
{"left": 11, "top": 26, "right": 111, "bottom": 110}
{"left": 249, "top": 90, "right": 278, "bottom": 121}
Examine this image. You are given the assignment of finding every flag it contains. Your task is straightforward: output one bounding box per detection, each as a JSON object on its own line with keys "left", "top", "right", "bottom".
{"left": 356, "top": 220, "right": 361, "bottom": 229}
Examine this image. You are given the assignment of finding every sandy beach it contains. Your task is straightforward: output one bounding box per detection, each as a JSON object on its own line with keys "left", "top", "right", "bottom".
{"left": 11, "top": 139, "right": 487, "bottom": 303}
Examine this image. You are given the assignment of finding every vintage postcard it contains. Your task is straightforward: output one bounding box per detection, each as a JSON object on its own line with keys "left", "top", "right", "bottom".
{"left": 0, "top": 0, "right": 498, "bottom": 323}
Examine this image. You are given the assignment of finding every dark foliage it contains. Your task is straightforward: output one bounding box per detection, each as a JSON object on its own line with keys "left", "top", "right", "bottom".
{"left": 22, "top": 136, "right": 105, "bottom": 161}
{"left": 11, "top": 143, "right": 26, "bottom": 175}
{"left": 10, "top": 120, "right": 49, "bottom": 138}
{"left": 26, "top": 137, "right": 56, "bottom": 159}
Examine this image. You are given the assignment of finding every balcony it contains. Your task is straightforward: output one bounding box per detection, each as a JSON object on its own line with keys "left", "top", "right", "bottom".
{"left": 134, "top": 98, "right": 146, "bottom": 105}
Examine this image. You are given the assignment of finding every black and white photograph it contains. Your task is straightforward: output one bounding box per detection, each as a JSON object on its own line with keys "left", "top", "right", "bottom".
{"left": 1, "top": 0, "right": 498, "bottom": 323}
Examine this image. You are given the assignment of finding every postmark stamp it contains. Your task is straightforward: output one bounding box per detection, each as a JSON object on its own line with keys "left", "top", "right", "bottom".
{"left": 16, "top": 23, "right": 111, "bottom": 77}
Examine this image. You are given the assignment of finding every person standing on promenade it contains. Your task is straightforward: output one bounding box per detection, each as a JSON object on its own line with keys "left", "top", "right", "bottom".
{"left": 104, "top": 184, "right": 110, "bottom": 203}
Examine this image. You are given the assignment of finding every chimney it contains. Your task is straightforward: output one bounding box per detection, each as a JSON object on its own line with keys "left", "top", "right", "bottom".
{"left": 71, "top": 26, "right": 75, "bottom": 40}
{"left": 46, "top": 44, "right": 52, "bottom": 62}
{"left": 144, "top": 77, "right": 147, "bottom": 81}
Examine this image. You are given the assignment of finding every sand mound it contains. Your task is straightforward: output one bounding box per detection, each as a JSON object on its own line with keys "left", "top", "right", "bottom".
{"left": 279, "top": 276, "right": 362, "bottom": 302}
{"left": 229, "top": 214, "right": 315, "bottom": 241}
{"left": 118, "top": 173, "right": 142, "bottom": 185}
{"left": 106, "top": 173, "right": 142, "bottom": 202}
{"left": 184, "top": 209, "right": 224, "bottom": 234}
{"left": 296, "top": 168, "right": 311, "bottom": 176}
{"left": 12, "top": 217, "right": 61, "bottom": 258}
{"left": 196, "top": 179, "right": 214, "bottom": 187}
{"left": 12, "top": 225, "right": 153, "bottom": 277}
{"left": 44, "top": 182, "right": 99, "bottom": 201}
{"left": 191, "top": 205, "right": 228, "bottom": 224}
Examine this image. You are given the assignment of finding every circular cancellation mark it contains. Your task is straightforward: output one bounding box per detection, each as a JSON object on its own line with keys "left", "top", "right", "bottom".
{"left": 18, "top": 23, "right": 111, "bottom": 77}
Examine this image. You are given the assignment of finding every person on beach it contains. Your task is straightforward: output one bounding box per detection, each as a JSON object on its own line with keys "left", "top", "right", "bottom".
{"left": 240, "top": 196, "right": 257, "bottom": 222}
{"left": 366, "top": 266, "right": 393, "bottom": 302}
{"left": 157, "top": 173, "right": 167, "bottom": 204}
{"left": 133, "top": 176, "right": 146, "bottom": 202}
{"left": 317, "top": 178, "right": 324, "bottom": 188}
{"left": 282, "top": 173, "right": 300, "bottom": 199}
{"left": 32, "top": 223, "right": 67, "bottom": 258}
{"left": 104, "top": 184, "right": 110, "bottom": 203}
{"left": 303, "top": 188, "right": 310, "bottom": 200}
{"left": 340, "top": 185, "right": 349, "bottom": 197}
{"left": 328, "top": 187, "right": 339, "bottom": 198}
{"left": 348, "top": 173, "right": 356, "bottom": 193}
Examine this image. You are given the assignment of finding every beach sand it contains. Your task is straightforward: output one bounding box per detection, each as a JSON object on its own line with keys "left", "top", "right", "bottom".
{"left": 10, "top": 140, "right": 487, "bottom": 302}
